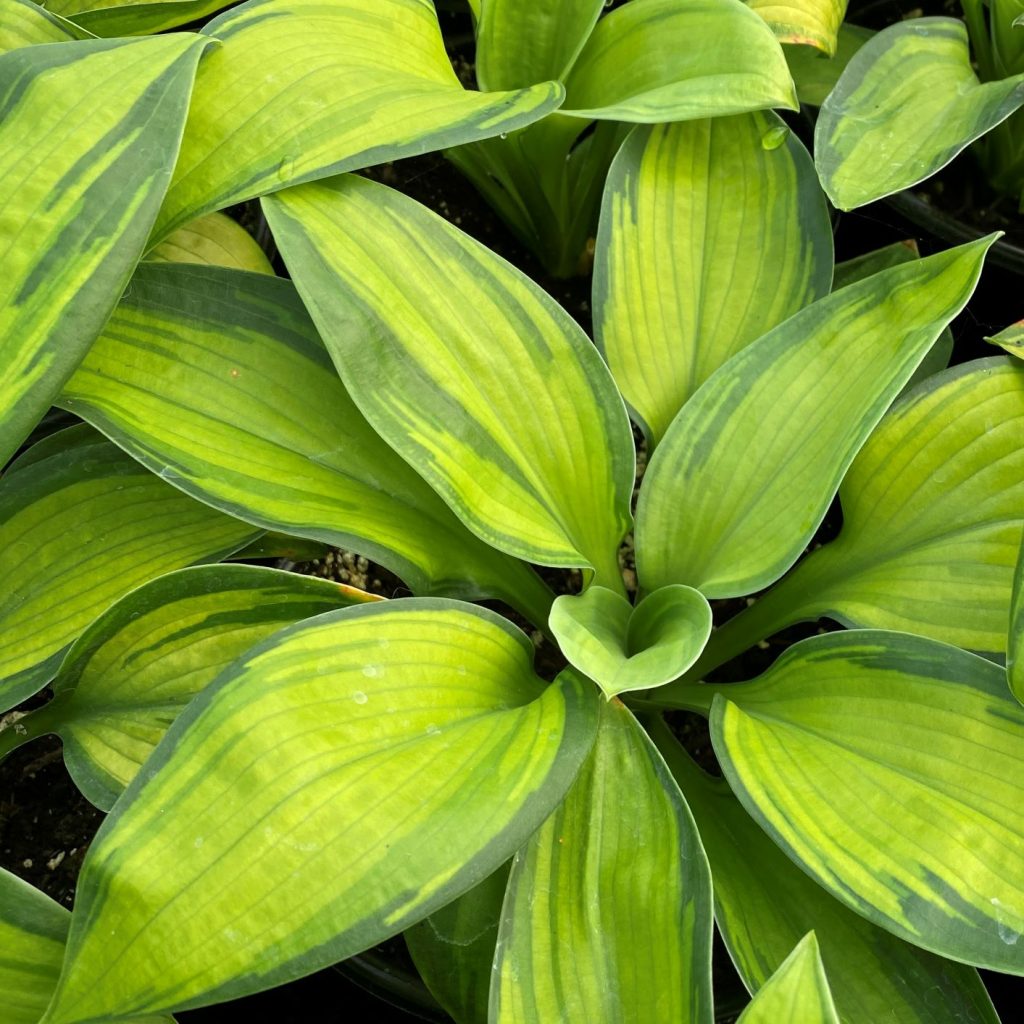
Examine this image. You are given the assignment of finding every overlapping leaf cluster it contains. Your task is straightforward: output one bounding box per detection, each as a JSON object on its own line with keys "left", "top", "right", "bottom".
{"left": 1, "top": 1, "right": 1023, "bottom": 1022}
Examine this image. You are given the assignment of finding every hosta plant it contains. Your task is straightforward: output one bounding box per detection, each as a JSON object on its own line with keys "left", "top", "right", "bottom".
{"left": 2, "top": 7, "right": 1024, "bottom": 1024}
{"left": 813, "top": 1, "right": 1024, "bottom": 209}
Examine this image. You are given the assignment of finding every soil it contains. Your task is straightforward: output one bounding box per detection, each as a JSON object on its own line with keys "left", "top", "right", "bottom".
{"left": 3, "top": 2, "right": 1023, "bottom": 1020}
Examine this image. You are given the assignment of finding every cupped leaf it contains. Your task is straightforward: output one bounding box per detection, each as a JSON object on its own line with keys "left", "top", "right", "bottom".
{"left": 147, "top": 212, "right": 274, "bottom": 274}
{"left": 815, "top": 18, "right": 1024, "bottom": 209}
{"left": 0, "top": 0, "right": 92, "bottom": 51}
{"left": 60, "top": 262, "right": 550, "bottom": 615}
{"left": 0, "top": 33, "right": 209, "bottom": 466}
{"left": 711, "top": 630, "right": 1024, "bottom": 974}
{"left": 550, "top": 585, "right": 712, "bottom": 698}
{"left": 561, "top": 0, "right": 798, "bottom": 120}
{"left": 785, "top": 23, "right": 873, "bottom": 106}
{"left": 728, "top": 358, "right": 1024, "bottom": 654}
{"left": 736, "top": 934, "right": 838, "bottom": 1024}
{"left": 265, "top": 175, "right": 634, "bottom": 586}
{"left": 988, "top": 319, "right": 1024, "bottom": 357}
{"left": 491, "top": 699, "right": 713, "bottom": 1024}
{"left": 636, "top": 235, "right": 994, "bottom": 598}
{"left": 475, "top": 0, "right": 604, "bottom": 91}
{"left": 48, "top": 0, "right": 234, "bottom": 35}
{"left": 748, "top": 0, "right": 848, "bottom": 54}
{"left": 594, "top": 112, "right": 832, "bottom": 444}
{"left": 0, "top": 565, "right": 375, "bottom": 809}
{"left": 0, "top": 868, "right": 169, "bottom": 1024}
{"left": 43, "top": 601, "right": 598, "bottom": 1024}
{"left": 153, "top": 0, "right": 563, "bottom": 240}
{"left": 0, "top": 430, "right": 257, "bottom": 712}
{"left": 405, "top": 865, "right": 510, "bottom": 1024}
{"left": 653, "top": 721, "right": 1000, "bottom": 1024}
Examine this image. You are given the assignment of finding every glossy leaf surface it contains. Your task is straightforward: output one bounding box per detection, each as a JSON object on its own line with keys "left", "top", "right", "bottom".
{"left": 653, "top": 722, "right": 1001, "bottom": 1024}
{"left": 712, "top": 631, "right": 1024, "bottom": 974}
{"left": 491, "top": 700, "right": 713, "bottom": 1023}
{"left": 153, "top": 0, "right": 562, "bottom": 239}
{"left": 6, "top": 565, "right": 374, "bottom": 809}
{"left": 0, "top": 33, "right": 207, "bottom": 465}
{"left": 44, "top": 602, "right": 599, "bottom": 1023}
{"left": 0, "top": 431, "right": 256, "bottom": 712}
{"left": 549, "top": 585, "right": 712, "bottom": 698}
{"left": 61, "top": 262, "right": 547, "bottom": 611}
{"left": 736, "top": 934, "right": 838, "bottom": 1024}
{"left": 636, "top": 236, "right": 993, "bottom": 597}
{"left": 748, "top": 0, "right": 848, "bottom": 54}
{"left": 265, "top": 176, "right": 634, "bottom": 585}
{"left": 594, "top": 112, "right": 832, "bottom": 443}
{"left": 148, "top": 212, "right": 274, "bottom": 274}
{"left": 561, "top": 0, "right": 798, "bottom": 120}
{"left": 751, "top": 358, "right": 1024, "bottom": 653}
{"left": 816, "top": 19, "right": 1024, "bottom": 209}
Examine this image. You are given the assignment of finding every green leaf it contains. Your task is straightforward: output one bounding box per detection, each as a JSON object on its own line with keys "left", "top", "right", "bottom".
{"left": 653, "top": 722, "right": 1000, "bottom": 1024}
{"left": 549, "top": 585, "right": 712, "bottom": 699}
{"left": 147, "top": 212, "right": 274, "bottom": 275}
{"left": 815, "top": 18, "right": 1024, "bottom": 209}
{"left": 0, "top": 33, "right": 209, "bottom": 466}
{"left": 475, "top": 0, "right": 604, "bottom": 90}
{"left": 736, "top": 934, "right": 839, "bottom": 1024}
{"left": 41, "top": 0, "right": 235, "bottom": 35}
{"left": 785, "top": 23, "right": 873, "bottom": 106}
{"left": 264, "top": 176, "right": 635, "bottom": 588}
{"left": 42, "top": 601, "right": 599, "bottom": 1024}
{"left": 734, "top": 358, "right": 1024, "bottom": 654}
{"left": 405, "top": 865, "right": 510, "bottom": 1024}
{"left": 987, "top": 318, "right": 1024, "bottom": 358}
{"left": 491, "top": 700, "right": 713, "bottom": 1023}
{"left": 748, "top": 0, "right": 848, "bottom": 55}
{"left": 594, "top": 112, "right": 832, "bottom": 444}
{"left": 561, "top": 0, "right": 798, "bottom": 120}
{"left": 60, "top": 262, "right": 550, "bottom": 615}
{"left": 0, "top": 0, "right": 92, "bottom": 51}
{"left": 0, "top": 430, "right": 257, "bottom": 713}
{"left": 153, "top": 0, "right": 563, "bottom": 241}
{"left": 226, "top": 533, "right": 329, "bottom": 563}
{"left": 635, "top": 235, "right": 994, "bottom": 598}
{"left": 0, "top": 565, "right": 376, "bottom": 809}
{"left": 1010, "top": 533, "right": 1024, "bottom": 703}
{"left": 0, "top": 868, "right": 169, "bottom": 1024}
{"left": 710, "top": 630, "right": 1024, "bottom": 974}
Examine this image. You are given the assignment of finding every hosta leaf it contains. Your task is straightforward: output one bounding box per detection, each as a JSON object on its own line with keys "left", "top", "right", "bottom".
{"left": 1010, "top": 534, "right": 1024, "bottom": 703}
{"left": 561, "top": 0, "right": 798, "bottom": 120}
{"left": 0, "top": 431, "right": 257, "bottom": 713}
{"left": 988, "top": 319, "right": 1024, "bottom": 357}
{"left": 0, "top": 33, "right": 209, "bottom": 466}
{"left": 815, "top": 18, "right": 1024, "bottom": 209}
{"left": 0, "top": 0, "right": 92, "bottom": 51}
{"left": 491, "top": 700, "right": 713, "bottom": 1023}
{"left": 265, "top": 176, "right": 634, "bottom": 586}
{"left": 475, "top": 0, "right": 604, "bottom": 91}
{"left": 636, "top": 236, "right": 993, "bottom": 598}
{"left": 0, "top": 868, "right": 169, "bottom": 1024}
{"left": 653, "top": 722, "right": 1000, "bottom": 1024}
{"left": 60, "top": 262, "right": 550, "bottom": 615}
{"left": 153, "top": 0, "right": 562, "bottom": 240}
{"left": 736, "top": 934, "right": 838, "bottom": 1024}
{"left": 594, "top": 112, "right": 832, "bottom": 444}
{"left": 43, "top": 601, "right": 599, "bottom": 1023}
{"left": 710, "top": 630, "right": 1024, "bottom": 974}
{"left": 748, "top": 0, "right": 848, "bottom": 55}
{"left": 740, "top": 358, "right": 1024, "bottom": 653}
{"left": 41, "top": 0, "right": 234, "bottom": 36}
{"left": 147, "top": 212, "right": 274, "bottom": 275}
{"left": 785, "top": 23, "right": 873, "bottom": 106}
{"left": 549, "top": 585, "right": 712, "bottom": 698}
{"left": 405, "top": 865, "right": 510, "bottom": 1024}
{"left": 0, "top": 565, "right": 374, "bottom": 809}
